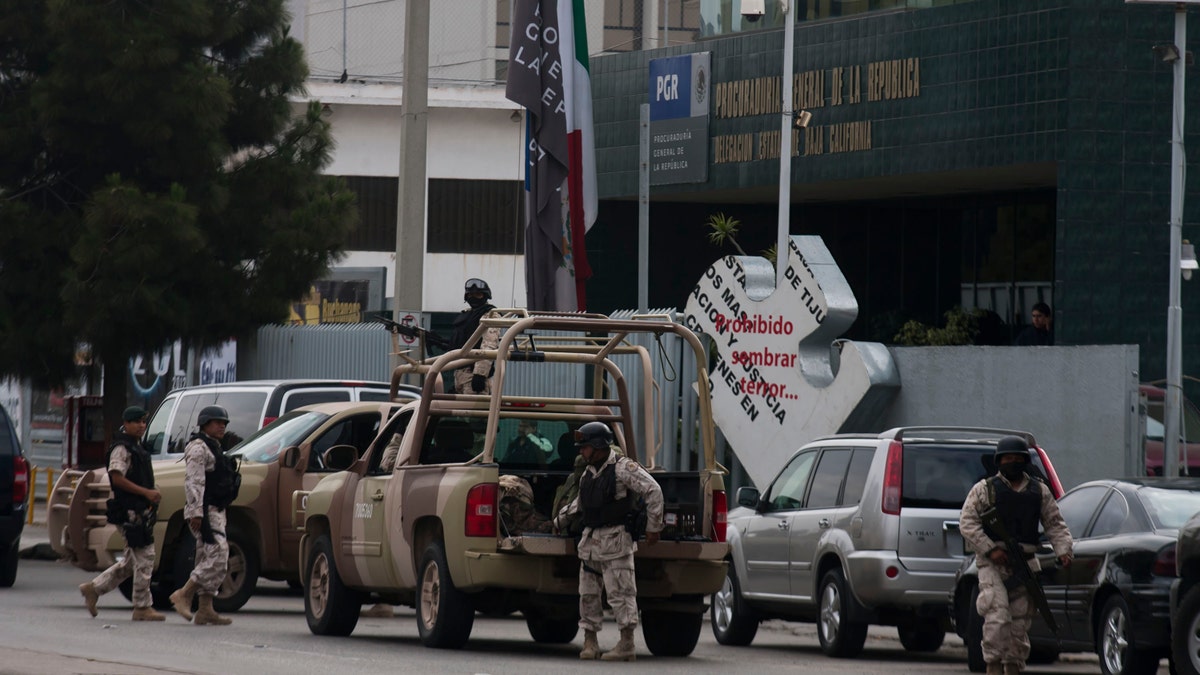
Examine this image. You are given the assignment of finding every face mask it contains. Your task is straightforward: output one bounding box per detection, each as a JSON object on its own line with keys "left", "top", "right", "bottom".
{"left": 467, "top": 296, "right": 486, "bottom": 309}
{"left": 1000, "top": 462, "right": 1027, "bottom": 481}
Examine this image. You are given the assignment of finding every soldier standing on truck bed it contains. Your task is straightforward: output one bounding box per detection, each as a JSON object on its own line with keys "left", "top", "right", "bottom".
{"left": 450, "top": 278, "right": 499, "bottom": 395}
{"left": 959, "top": 436, "right": 1073, "bottom": 675}
{"left": 553, "top": 421, "right": 664, "bottom": 662}
{"left": 79, "top": 406, "right": 164, "bottom": 621}
{"left": 170, "top": 405, "right": 240, "bottom": 626}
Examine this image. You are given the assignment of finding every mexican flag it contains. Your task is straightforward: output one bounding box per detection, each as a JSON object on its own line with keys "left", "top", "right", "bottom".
{"left": 559, "top": 0, "right": 595, "bottom": 311}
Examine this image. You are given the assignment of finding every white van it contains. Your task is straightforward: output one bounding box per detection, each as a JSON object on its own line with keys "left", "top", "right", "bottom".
{"left": 144, "top": 379, "right": 419, "bottom": 460}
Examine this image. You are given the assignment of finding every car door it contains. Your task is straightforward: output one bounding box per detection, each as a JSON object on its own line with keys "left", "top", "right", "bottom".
{"left": 347, "top": 409, "right": 410, "bottom": 588}
{"left": 739, "top": 449, "right": 817, "bottom": 599}
{"left": 1052, "top": 485, "right": 1110, "bottom": 646}
{"left": 787, "top": 447, "right": 855, "bottom": 602}
{"left": 1064, "top": 488, "right": 1137, "bottom": 647}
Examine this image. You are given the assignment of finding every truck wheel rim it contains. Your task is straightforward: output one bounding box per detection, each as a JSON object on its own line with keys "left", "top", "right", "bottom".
{"left": 1188, "top": 610, "right": 1200, "bottom": 670}
{"left": 309, "top": 553, "right": 330, "bottom": 618}
{"left": 1100, "top": 607, "right": 1128, "bottom": 674}
{"left": 420, "top": 562, "right": 440, "bottom": 630}
{"left": 713, "top": 575, "right": 735, "bottom": 632}
{"left": 218, "top": 542, "right": 246, "bottom": 599}
{"left": 819, "top": 582, "right": 840, "bottom": 643}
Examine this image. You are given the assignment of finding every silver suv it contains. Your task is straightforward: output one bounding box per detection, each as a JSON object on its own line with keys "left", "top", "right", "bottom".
{"left": 711, "top": 427, "right": 1063, "bottom": 658}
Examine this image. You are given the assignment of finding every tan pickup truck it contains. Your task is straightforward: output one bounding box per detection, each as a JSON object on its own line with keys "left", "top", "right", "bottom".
{"left": 48, "top": 401, "right": 404, "bottom": 611}
{"left": 299, "top": 312, "right": 730, "bottom": 655}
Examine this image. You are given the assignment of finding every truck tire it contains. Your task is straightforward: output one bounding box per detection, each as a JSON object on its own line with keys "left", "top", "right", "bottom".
{"left": 817, "top": 568, "right": 868, "bottom": 658}
{"left": 213, "top": 526, "right": 259, "bottom": 613}
{"left": 1098, "top": 594, "right": 1160, "bottom": 675}
{"left": 711, "top": 564, "right": 758, "bottom": 646}
{"left": 305, "top": 533, "right": 362, "bottom": 636}
{"left": 1174, "top": 585, "right": 1200, "bottom": 675}
{"left": 417, "top": 541, "right": 474, "bottom": 648}
{"left": 642, "top": 609, "right": 702, "bottom": 657}
{"left": 898, "top": 620, "right": 945, "bottom": 652}
{"left": 965, "top": 583, "right": 986, "bottom": 673}
{"left": 525, "top": 612, "right": 579, "bottom": 643}
{"left": 0, "top": 538, "right": 18, "bottom": 587}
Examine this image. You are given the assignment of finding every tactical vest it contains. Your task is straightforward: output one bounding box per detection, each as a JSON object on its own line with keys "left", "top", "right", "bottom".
{"left": 579, "top": 460, "right": 633, "bottom": 528}
{"left": 449, "top": 304, "right": 495, "bottom": 351}
{"left": 191, "top": 433, "right": 241, "bottom": 510}
{"left": 107, "top": 434, "right": 155, "bottom": 511}
{"left": 984, "top": 475, "right": 1042, "bottom": 545}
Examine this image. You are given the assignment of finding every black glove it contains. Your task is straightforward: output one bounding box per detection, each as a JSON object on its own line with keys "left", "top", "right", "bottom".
{"left": 471, "top": 374, "right": 486, "bottom": 393}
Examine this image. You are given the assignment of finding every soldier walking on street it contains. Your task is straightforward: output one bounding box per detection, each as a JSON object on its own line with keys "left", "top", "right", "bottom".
{"left": 79, "top": 406, "right": 164, "bottom": 621}
{"left": 959, "top": 436, "right": 1073, "bottom": 675}
{"left": 169, "top": 405, "right": 241, "bottom": 626}
{"left": 553, "top": 422, "right": 663, "bottom": 661}
{"left": 450, "top": 278, "right": 500, "bottom": 395}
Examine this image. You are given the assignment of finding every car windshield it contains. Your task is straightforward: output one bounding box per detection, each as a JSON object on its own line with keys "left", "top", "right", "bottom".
{"left": 228, "top": 410, "right": 330, "bottom": 464}
{"left": 1137, "top": 486, "right": 1200, "bottom": 529}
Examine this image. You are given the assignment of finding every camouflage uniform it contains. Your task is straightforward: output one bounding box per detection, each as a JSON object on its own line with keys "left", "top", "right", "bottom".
{"left": 498, "top": 474, "right": 553, "bottom": 535}
{"left": 959, "top": 474, "right": 1072, "bottom": 671}
{"left": 453, "top": 321, "right": 500, "bottom": 394}
{"left": 183, "top": 435, "right": 229, "bottom": 595}
{"left": 379, "top": 432, "right": 403, "bottom": 472}
{"left": 88, "top": 445, "right": 156, "bottom": 607}
{"left": 555, "top": 449, "right": 664, "bottom": 633}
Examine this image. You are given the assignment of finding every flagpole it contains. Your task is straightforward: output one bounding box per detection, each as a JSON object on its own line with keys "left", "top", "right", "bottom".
{"left": 776, "top": 0, "right": 794, "bottom": 289}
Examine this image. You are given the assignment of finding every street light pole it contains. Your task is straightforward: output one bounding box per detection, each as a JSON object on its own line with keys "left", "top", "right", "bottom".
{"left": 776, "top": 0, "right": 795, "bottom": 288}
{"left": 1165, "top": 6, "right": 1187, "bottom": 477}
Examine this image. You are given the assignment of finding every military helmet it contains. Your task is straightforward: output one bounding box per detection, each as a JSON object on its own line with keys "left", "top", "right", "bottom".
{"left": 197, "top": 405, "right": 231, "bottom": 427}
{"left": 994, "top": 435, "right": 1029, "bottom": 462}
{"left": 574, "top": 421, "right": 613, "bottom": 450}
{"left": 463, "top": 277, "right": 492, "bottom": 301}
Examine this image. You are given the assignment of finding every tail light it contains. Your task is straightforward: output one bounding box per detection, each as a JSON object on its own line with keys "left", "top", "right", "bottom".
{"left": 262, "top": 416, "right": 278, "bottom": 427}
{"left": 13, "top": 456, "right": 28, "bottom": 504}
{"left": 1153, "top": 544, "right": 1178, "bottom": 577}
{"left": 881, "top": 440, "right": 903, "bottom": 515}
{"left": 711, "top": 490, "right": 727, "bottom": 542}
{"left": 465, "top": 483, "right": 497, "bottom": 537}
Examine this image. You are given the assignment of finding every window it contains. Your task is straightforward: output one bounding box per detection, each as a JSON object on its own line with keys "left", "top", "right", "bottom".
{"left": 1138, "top": 486, "right": 1200, "bottom": 529}
{"left": 145, "top": 396, "right": 178, "bottom": 456}
{"left": 1089, "top": 492, "right": 1131, "bottom": 538}
{"left": 766, "top": 450, "right": 817, "bottom": 511}
{"left": 496, "top": 417, "right": 566, "bottom": 468}
{"left": 1056, "top": 486, "right": 1108, "bottom": 538}
{"left": 282, "top": 390, "right": 351, "bottom": 411}
{"left": 806, "top": 449, "right": 852, "bottom": 508}
{"left": 310, "top": 413, "right": 384, "bottom": 470}
{"left": 840, "top": 449, "right": 874, "bottom": 506}
{"left": 427, "top": 179, "right": 523, "bottom": 254}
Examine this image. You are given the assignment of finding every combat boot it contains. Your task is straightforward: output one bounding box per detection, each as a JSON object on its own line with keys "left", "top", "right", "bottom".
{"left": 579, "top": 630, "right": 600, "bottom": 660}
{"left": 1003, "top": 664, "right": 1021, "bottom": 675}
{"left": 985, "top": 663, "right": 1003, "bottom": 675}
{"left": 79, "top": 582, "right": 99, "bottom": 617}
{"left": 600, "top": 626, "right": 636, "bottom": 662}
{"left": 131, "top": 606, "right": 166, "bottom": 622}
{"left": 169, "top": 578, "right": 199, "bottom": 621}
{"left": 193, "top": 594, "right": 232, "bottom": 626}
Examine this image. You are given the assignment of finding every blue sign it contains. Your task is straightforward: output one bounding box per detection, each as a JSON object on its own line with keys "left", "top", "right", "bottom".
{"left": 649, "top": 53, "right": 710, "bottom": 122}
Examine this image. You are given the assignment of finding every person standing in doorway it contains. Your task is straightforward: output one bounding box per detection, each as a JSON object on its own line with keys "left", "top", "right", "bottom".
{"left": 79, "top": 406, "right": 164, "bottom": 621}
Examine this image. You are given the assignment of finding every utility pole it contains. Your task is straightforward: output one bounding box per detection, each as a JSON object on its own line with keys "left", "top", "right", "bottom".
{"left": 776, "top": 0, "right": 795, "bottom": 288}
{"left": 394, "top": 0, "right": 430, "bottom": 322}
{"left": 1165, "top": 5, "right": 1187, "bottom": 477}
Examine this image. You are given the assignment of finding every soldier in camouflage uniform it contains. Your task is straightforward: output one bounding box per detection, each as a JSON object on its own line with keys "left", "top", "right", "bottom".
{"left": 169, "top": 405, "right": 238, "bottom": 626}
{"left": 554, "top": 422, "right": 663, "bottom": 662}
{"left": 959, "top": 436, "right": 1072, "bottom": 675}
{"left": 79, "top": 406, "right": 164, "bottom": 621}
{"left": 450, "top": 278, "right": 500, "bottom": 395}
{"left": 499, "top": 474, "right": 553, "bottom": 535}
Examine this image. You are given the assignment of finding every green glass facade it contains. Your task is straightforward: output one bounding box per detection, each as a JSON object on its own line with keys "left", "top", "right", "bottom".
{"left": 584, "top": 0, "right": 1200, "bottom": 389}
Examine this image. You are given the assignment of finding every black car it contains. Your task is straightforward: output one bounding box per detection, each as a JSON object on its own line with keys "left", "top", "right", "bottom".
{"left": 952, "top": 477, "right": 1200, "bottom": 675}
{"left": 0, "top": 401, "right": 28, "bottom": 587}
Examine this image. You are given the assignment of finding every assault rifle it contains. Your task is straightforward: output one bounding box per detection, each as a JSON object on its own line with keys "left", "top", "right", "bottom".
{"left": 980, "top": 505, "right": 1059, "bottom": 635}
{"left": 374, "top": 315, "right": 452, "bottom": 351}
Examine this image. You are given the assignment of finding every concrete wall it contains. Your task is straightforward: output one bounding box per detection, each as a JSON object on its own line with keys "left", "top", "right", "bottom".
{"left": 877, "top": 345, "right": 1141, "bottom": 491}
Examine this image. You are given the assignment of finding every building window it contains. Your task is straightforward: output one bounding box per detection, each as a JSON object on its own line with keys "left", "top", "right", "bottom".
{"left": 428, "top": 179, "right": 524, "bottom": 254}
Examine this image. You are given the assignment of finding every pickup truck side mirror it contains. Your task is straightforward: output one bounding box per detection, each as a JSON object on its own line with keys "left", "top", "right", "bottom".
{"left": 323, "top": 444, "right": 359, "bottom": 471}
{"left": 736, "top": 486, "right": 760, "bottom": 509}
{"left": 281, "top": 446, "right": 302, "bottom": 470}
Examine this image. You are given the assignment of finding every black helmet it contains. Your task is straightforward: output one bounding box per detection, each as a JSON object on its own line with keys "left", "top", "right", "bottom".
{"left": 197, "top": 405, "right": 230, "bottom": 427}
{"left": 994, "top": 435, "right": 1029, "bottom": 462}
{"left": 463, "top": 278, "right": 492, "bottom": 302}
{"left": 574, "top": 421, "right": 613, "bottom": 450}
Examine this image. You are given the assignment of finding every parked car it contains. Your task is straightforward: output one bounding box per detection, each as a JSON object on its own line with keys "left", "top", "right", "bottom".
{"left": 712, "top": 427, "right": 1063, "bottom": 658}
{"left": 1142, "top": 383, "right": 1200, "bottom": 476}
{"left": 50, "top": 401, "right": 407, "bottom": 611}
{"left": 1172, "top": 509, "right": 1200, "bottom": 675}
{"left": 952, "top": 477, "right": 1200, "bottom": 674}
{"left": 0, "top": 402, "right": 28, "bottom": 587}
{"left": 143, "top": 379, "right": 419, "bottom": 460}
